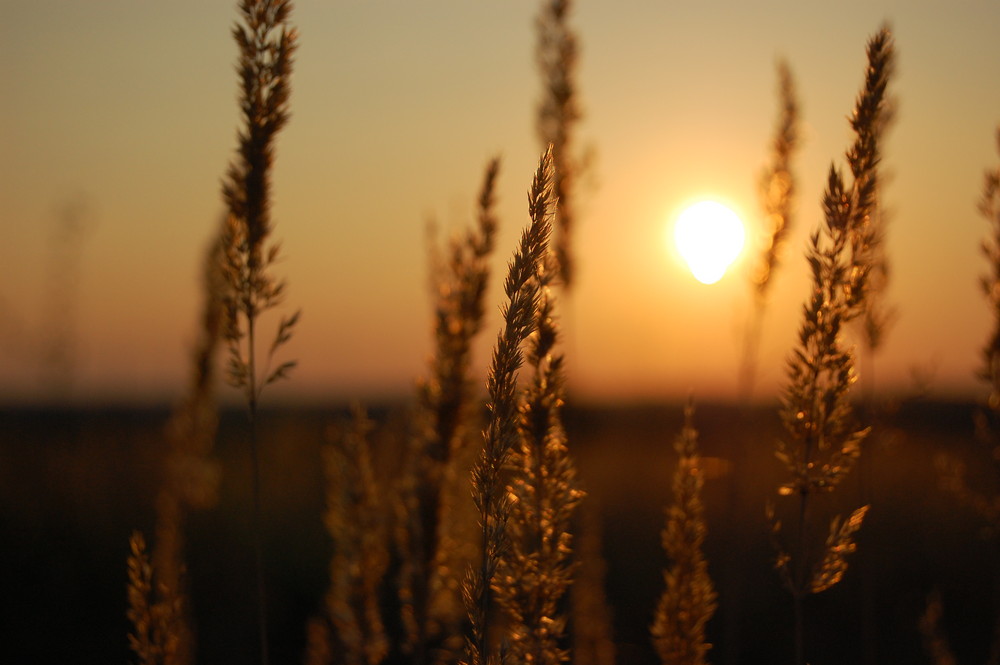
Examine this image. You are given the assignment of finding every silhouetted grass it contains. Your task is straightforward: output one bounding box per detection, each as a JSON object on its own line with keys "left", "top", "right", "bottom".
{"left": 769, "top": 26, "right": 894, "bottom": 665}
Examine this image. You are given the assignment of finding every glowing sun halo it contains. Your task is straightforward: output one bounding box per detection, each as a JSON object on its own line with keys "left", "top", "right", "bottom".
{"left": 673, "top": 201, "right": 746, "bottom": 285}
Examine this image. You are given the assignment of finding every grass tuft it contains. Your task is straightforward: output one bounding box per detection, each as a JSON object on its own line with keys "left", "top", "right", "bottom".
{"left": 770, "top": 25, "right": 894, "bottom": 665}
{"left": 462, "top": 147, "right": 554, "bottom": 665}
{"left": 397, "top": 156, "right": 502, "bottom": 665}
{"left": 650, "top": 402, "right": 717, "bottom": 665}
{"left": 496, "top": 202, "right": 582, "bottom": 665}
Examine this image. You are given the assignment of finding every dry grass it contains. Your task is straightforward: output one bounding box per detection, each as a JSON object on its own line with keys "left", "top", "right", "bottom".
{"left": 396, "top": 157, "right": 501, "bottom": 665}
{"left": 110, "top": 7, "right": 1000, "bottom": 665}
{"left": 857, "top": 89, "right": 898, "bottom": 366}
{"left": 302, "top": 157, "right": 504, "bottom": 665}
{"left": 218, "top": 2, "right": 299, "bottom": 663}
{"left": 301, "top": 150, "right": 573, "bottom": 665}
{"left": 536, "top": 0, "right": 580, "bottom": 290}
{"left": 462, "top": 147, "right": 555, "bottom": 665}
{"left": 650, "top": 403, "right": 717, "bottom": 665}
{"left": 220, "top": 0, "right": 299, "bottom": 404}
{"left": 740, "top": 60, "right": 799, "bottom": 402}
{"left": 496, "top": 196, "right": 582, "bottom": 665}
{"left": 769, "top": 25, "right": 894, "bottom": 665}
{"left": 305, "top": 405, "right": 389, "bottom": 665}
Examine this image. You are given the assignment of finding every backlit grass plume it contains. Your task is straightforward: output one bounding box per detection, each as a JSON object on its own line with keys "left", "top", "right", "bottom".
{"left": 496, "top": 216, "right": 582, "bottom": 665}
{"left": 651, "top": 403, "right": 717, "bottom": 665}
{"left": 740, "top": 60, "right": 799, "bottom": 401}
{"left": 305, "top": 406, "right": 390, "bottom": 665}
{"left": 397, "top": 156, "right": 501, "bottom": 664}
{"left": 463, "top": 148, "right": 554, "bottom": 665}
{"left": 219, "top": 2, "right": 299, "bottom": 663}
{"left": 536, "top": 0, "right": 580, "bottom": 289}
{"left": 770, "top": 26, "right": 893, "bottom": 665}
{"left": 221, "top": 0, "right": 299, "bottom": 405}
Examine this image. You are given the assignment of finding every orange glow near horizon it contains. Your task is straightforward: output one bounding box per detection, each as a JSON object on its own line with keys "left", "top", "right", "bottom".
{"left": 2, "top": 3, "right": 999, "bottom": 405}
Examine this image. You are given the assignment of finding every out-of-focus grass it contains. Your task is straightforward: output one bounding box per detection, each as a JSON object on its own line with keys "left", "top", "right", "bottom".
{"left": 0, "top": 401, "right": 995, "bottom": 665}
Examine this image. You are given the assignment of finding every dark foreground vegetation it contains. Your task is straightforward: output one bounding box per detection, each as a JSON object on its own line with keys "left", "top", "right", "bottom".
{"left": 0, "top": 399, "right": 995, "bottom": 665}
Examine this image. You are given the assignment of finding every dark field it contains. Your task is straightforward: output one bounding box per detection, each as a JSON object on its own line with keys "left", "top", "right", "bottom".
{"left": 1, "top": 400, "right": 997, "bottom": 665}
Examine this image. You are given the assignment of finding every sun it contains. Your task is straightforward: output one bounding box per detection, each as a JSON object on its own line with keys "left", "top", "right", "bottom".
{"left": 672, "top": 200, "right": 746, "bottom": 285}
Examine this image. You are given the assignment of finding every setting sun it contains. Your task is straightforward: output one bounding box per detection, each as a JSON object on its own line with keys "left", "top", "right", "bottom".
{"left": 673, "top": 200, "right": 746, "bottom": 285}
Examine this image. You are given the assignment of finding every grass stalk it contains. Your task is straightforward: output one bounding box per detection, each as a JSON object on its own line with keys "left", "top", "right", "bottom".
{"left": 770, "top": 26, "right": 893, "bottom": 665}
{"left": 462, "top": 147, "right": 554, "bottom": 665}
{"left": 219, "top": 3, "right": 299, "bottom": 664}
{"left": 849, "top": 35, "right": 896, "bottom": 665}
{"left": 740, "top": 59, "right": 799, "bottom": 403}
{"left": 650, "top": 402, "right": 717, "bottom": 665}
{"left": 857, "top": 90, "right": 897, "bottom": 380}
{"left": 536, "top": 0, "right": 580, "bottom": 290}
{"left": 398, "top": 157, "right": 501, "bottom": 664}
{"left": 496, "top": 208, "right": 582, "bottom": 665}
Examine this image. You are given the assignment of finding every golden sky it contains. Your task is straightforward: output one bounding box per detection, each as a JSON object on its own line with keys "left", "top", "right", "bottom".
{"left": 3, "top": 1, "right": 1000, "bottom": 405}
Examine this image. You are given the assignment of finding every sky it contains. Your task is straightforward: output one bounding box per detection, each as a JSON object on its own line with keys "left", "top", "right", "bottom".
{"left": 2, "top": 1, "right": 1000, "bottom": 406}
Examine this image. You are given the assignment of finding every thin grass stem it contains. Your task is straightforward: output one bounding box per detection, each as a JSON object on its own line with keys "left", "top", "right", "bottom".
{"left": 771, "top": 26, "right": 893, "bottom": 665}
{"left": 462, "top": 148, "right": 554, "bottom": 665}
{"left": 219, "top": 3, "right": 299, "bottom": 664}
